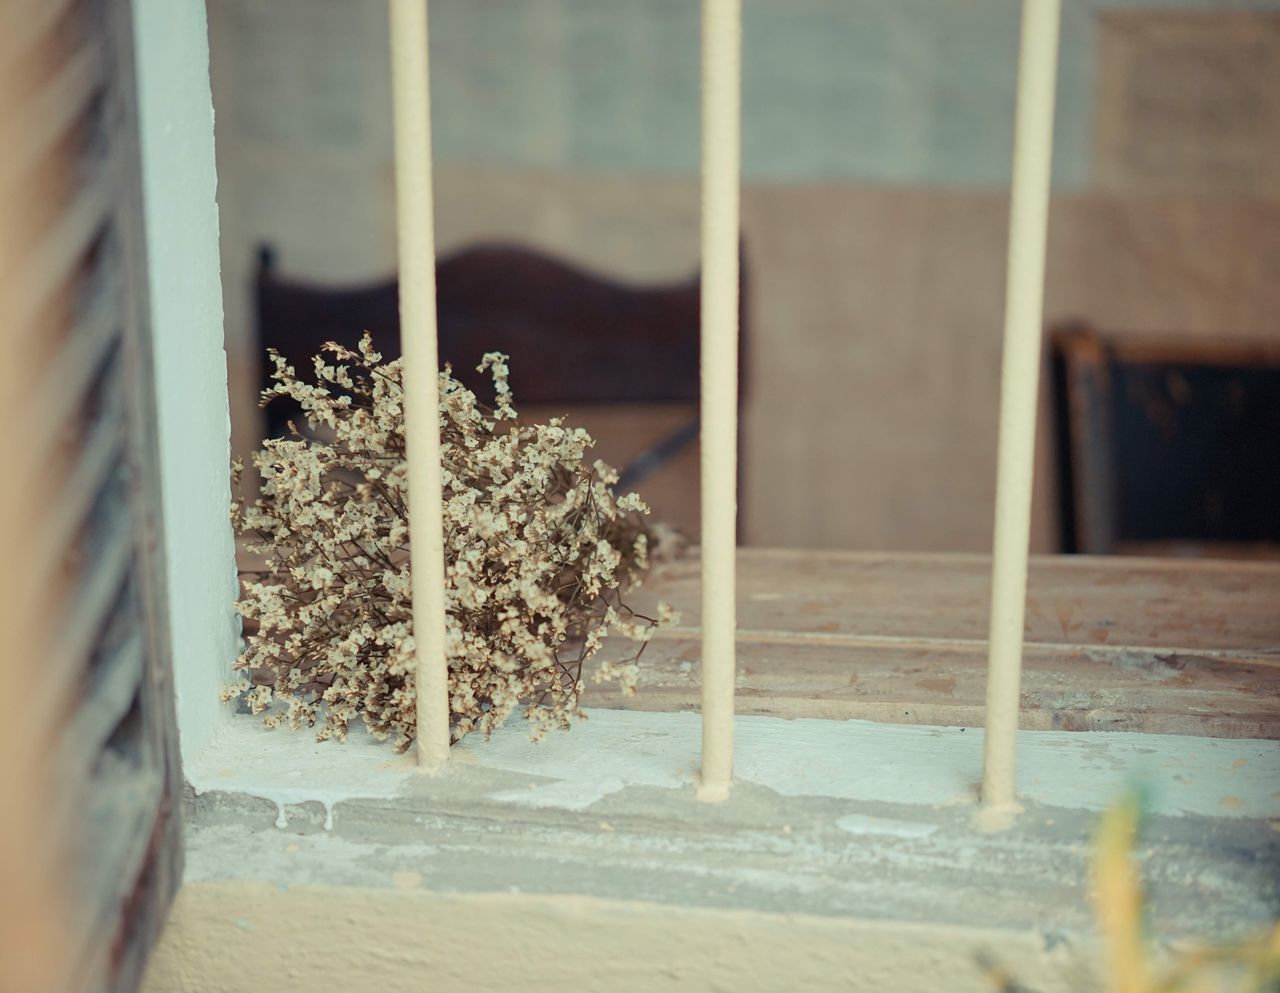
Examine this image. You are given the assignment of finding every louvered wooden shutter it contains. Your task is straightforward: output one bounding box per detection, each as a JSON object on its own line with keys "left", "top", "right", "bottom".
{"left": 0, "top": 1, "right": 182, "bottom": 991}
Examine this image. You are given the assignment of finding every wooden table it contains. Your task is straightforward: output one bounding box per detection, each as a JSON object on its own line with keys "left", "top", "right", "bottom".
{"left": 592, "top": 549, "right": 1280, "bottom": 739}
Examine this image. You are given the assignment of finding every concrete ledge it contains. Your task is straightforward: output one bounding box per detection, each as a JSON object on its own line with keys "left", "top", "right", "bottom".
{"left": 173, "top": 712, "right": 1278, "bottom": 942}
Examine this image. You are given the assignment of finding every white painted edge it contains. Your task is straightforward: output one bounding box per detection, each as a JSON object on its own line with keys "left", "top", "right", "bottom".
{"left": 188, "top": 709, "right": 1280, "bottom": 828}
{"left": 131, "top": 0, "right": 241, "bottom": 763}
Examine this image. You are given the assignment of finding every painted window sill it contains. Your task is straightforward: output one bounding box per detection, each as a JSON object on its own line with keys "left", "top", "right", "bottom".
{"left": 185, "top": 709, "right": 1279, "bottom": 939}
{"left": 185, "top": 547, "right": 1280, "bottom": 941}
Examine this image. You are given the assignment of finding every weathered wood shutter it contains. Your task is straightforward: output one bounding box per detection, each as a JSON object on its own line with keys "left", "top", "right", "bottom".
{"left": 0, "top": 1, "right": 182, "bottom": 991}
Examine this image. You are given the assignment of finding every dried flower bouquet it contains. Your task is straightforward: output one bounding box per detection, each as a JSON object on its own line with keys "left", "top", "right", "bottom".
{"left": 227, "top": 335, "right": 673, "bottom": 751}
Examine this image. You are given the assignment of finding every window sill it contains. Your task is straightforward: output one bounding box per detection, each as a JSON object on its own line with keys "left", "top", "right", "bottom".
{"left": 183, "top": 710, "right": 1278, "bottom": 930}
{"left": 154, "top": 549, "right": 1280, "bottom": 992}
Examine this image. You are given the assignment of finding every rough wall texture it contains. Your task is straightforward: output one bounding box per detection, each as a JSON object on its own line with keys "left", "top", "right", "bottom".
{"left": 143, "top": 882, "right": 1103, "bottom": 993}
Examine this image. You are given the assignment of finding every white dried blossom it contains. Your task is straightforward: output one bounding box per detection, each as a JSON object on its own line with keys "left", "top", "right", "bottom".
{"left": 230, "top": 336, "right": 670, "bottom": 751}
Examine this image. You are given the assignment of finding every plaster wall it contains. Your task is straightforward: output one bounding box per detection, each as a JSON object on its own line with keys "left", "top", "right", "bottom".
{"left": 215, "top": 157, "right": 1280, "bottom": 551}
{"left": 142, "top": 883, "right": 1102, "bottom": 993}
{"left": 131, "top": 0, "right": 239, "bottom": 760}
{"left": 206, "top": 0, "right": 1280, "bottom": 552}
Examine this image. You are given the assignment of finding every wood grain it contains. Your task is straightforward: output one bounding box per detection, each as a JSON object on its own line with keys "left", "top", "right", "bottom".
{"left": 588, "top": 550, "right": 1280, "bottom": 738}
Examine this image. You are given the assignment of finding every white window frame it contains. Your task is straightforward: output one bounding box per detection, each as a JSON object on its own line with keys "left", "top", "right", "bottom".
{"left": 144, "top": 0, "right": 1277, "bottom": 806}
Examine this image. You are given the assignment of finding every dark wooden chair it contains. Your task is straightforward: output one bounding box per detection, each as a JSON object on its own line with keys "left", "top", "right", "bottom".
{"left": 254, "top": 240, "right": 748, "bottom": 506}
{"left": 1050, "top": 324, "right": 1280, "bottom": 556}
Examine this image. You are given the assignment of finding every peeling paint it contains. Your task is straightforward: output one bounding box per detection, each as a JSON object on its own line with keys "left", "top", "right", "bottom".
{"left": 188, "top": 710, "right": 1280, "bottom": 824}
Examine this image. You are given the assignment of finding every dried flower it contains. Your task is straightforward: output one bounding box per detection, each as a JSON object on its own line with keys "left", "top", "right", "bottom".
{"left": 229, "top": 335, "right": 668, "bottom": 751}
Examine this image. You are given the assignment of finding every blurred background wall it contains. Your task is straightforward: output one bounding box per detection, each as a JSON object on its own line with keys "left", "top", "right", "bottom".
{"left": 207, "top": 0, "right": 1280, "bottom": 552}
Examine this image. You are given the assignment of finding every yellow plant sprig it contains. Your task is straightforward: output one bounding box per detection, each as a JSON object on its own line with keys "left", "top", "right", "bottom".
{"left": 1091, "top": 791, "right": 1279, "bottom": 993}
{"left": 1092, "top": 793, "right": 1151, "bottom": 993}
{"left": 983, "top": 794, "right": 1277, "bottom": 993}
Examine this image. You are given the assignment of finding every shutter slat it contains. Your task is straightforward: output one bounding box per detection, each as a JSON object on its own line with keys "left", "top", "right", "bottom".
{"left": 6, "top": 1, "right": 182, "bottom": 989}
{"left": 26, "top": 281, "right": 121, "bottom": 471}
{"left": 46, "top": 525, "right": 135, "bottom": 707}
{"left": 61, "top": 632, "right": 145, "bottom": 790}
{"left": 14, "top": 177, "right": 113, "bottom": 331}
{"left": 34, "top": 414, "right": 127, "bottom": 597}
{"left": 0, "top": 41, "right": 106, "bottom": 194}
{"left": 67, "top": 767, "right": 164, "bottom": 993}
{"left": 30, "top": 515, "right": 135, "bottom": 762}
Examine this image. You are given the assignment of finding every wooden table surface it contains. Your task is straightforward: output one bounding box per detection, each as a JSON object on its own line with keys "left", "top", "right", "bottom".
{"left": 591, "top": 549, "right": 1280, "bottom": 739}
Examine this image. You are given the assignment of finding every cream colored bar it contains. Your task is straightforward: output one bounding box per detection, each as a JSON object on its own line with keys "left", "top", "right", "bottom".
{"left": 388, "top": 0, "right": 451, "bottom": 771}
{"left": 982, "top": 0, "right": 1062, "bottom": 812}
{"left": 697, "top": 0, "right": 742, "bottom": 804}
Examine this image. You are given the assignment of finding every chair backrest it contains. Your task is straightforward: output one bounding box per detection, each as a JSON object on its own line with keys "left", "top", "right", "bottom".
{"left": 1050, "top": 325, "right": 1280, "bottom": 556}
{"left": 254, "top": 240, "right": 750, "bottom": 431}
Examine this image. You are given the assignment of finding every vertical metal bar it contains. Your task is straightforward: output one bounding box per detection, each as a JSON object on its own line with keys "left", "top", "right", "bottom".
{"left": 388, "top": 0, "right": 450, "bottom": 771}
{"left": 982, "top": 0, "right": 1062, "bottom": 815}
{"left": 697, "top": 0, "right": 741, "bottom": 803}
